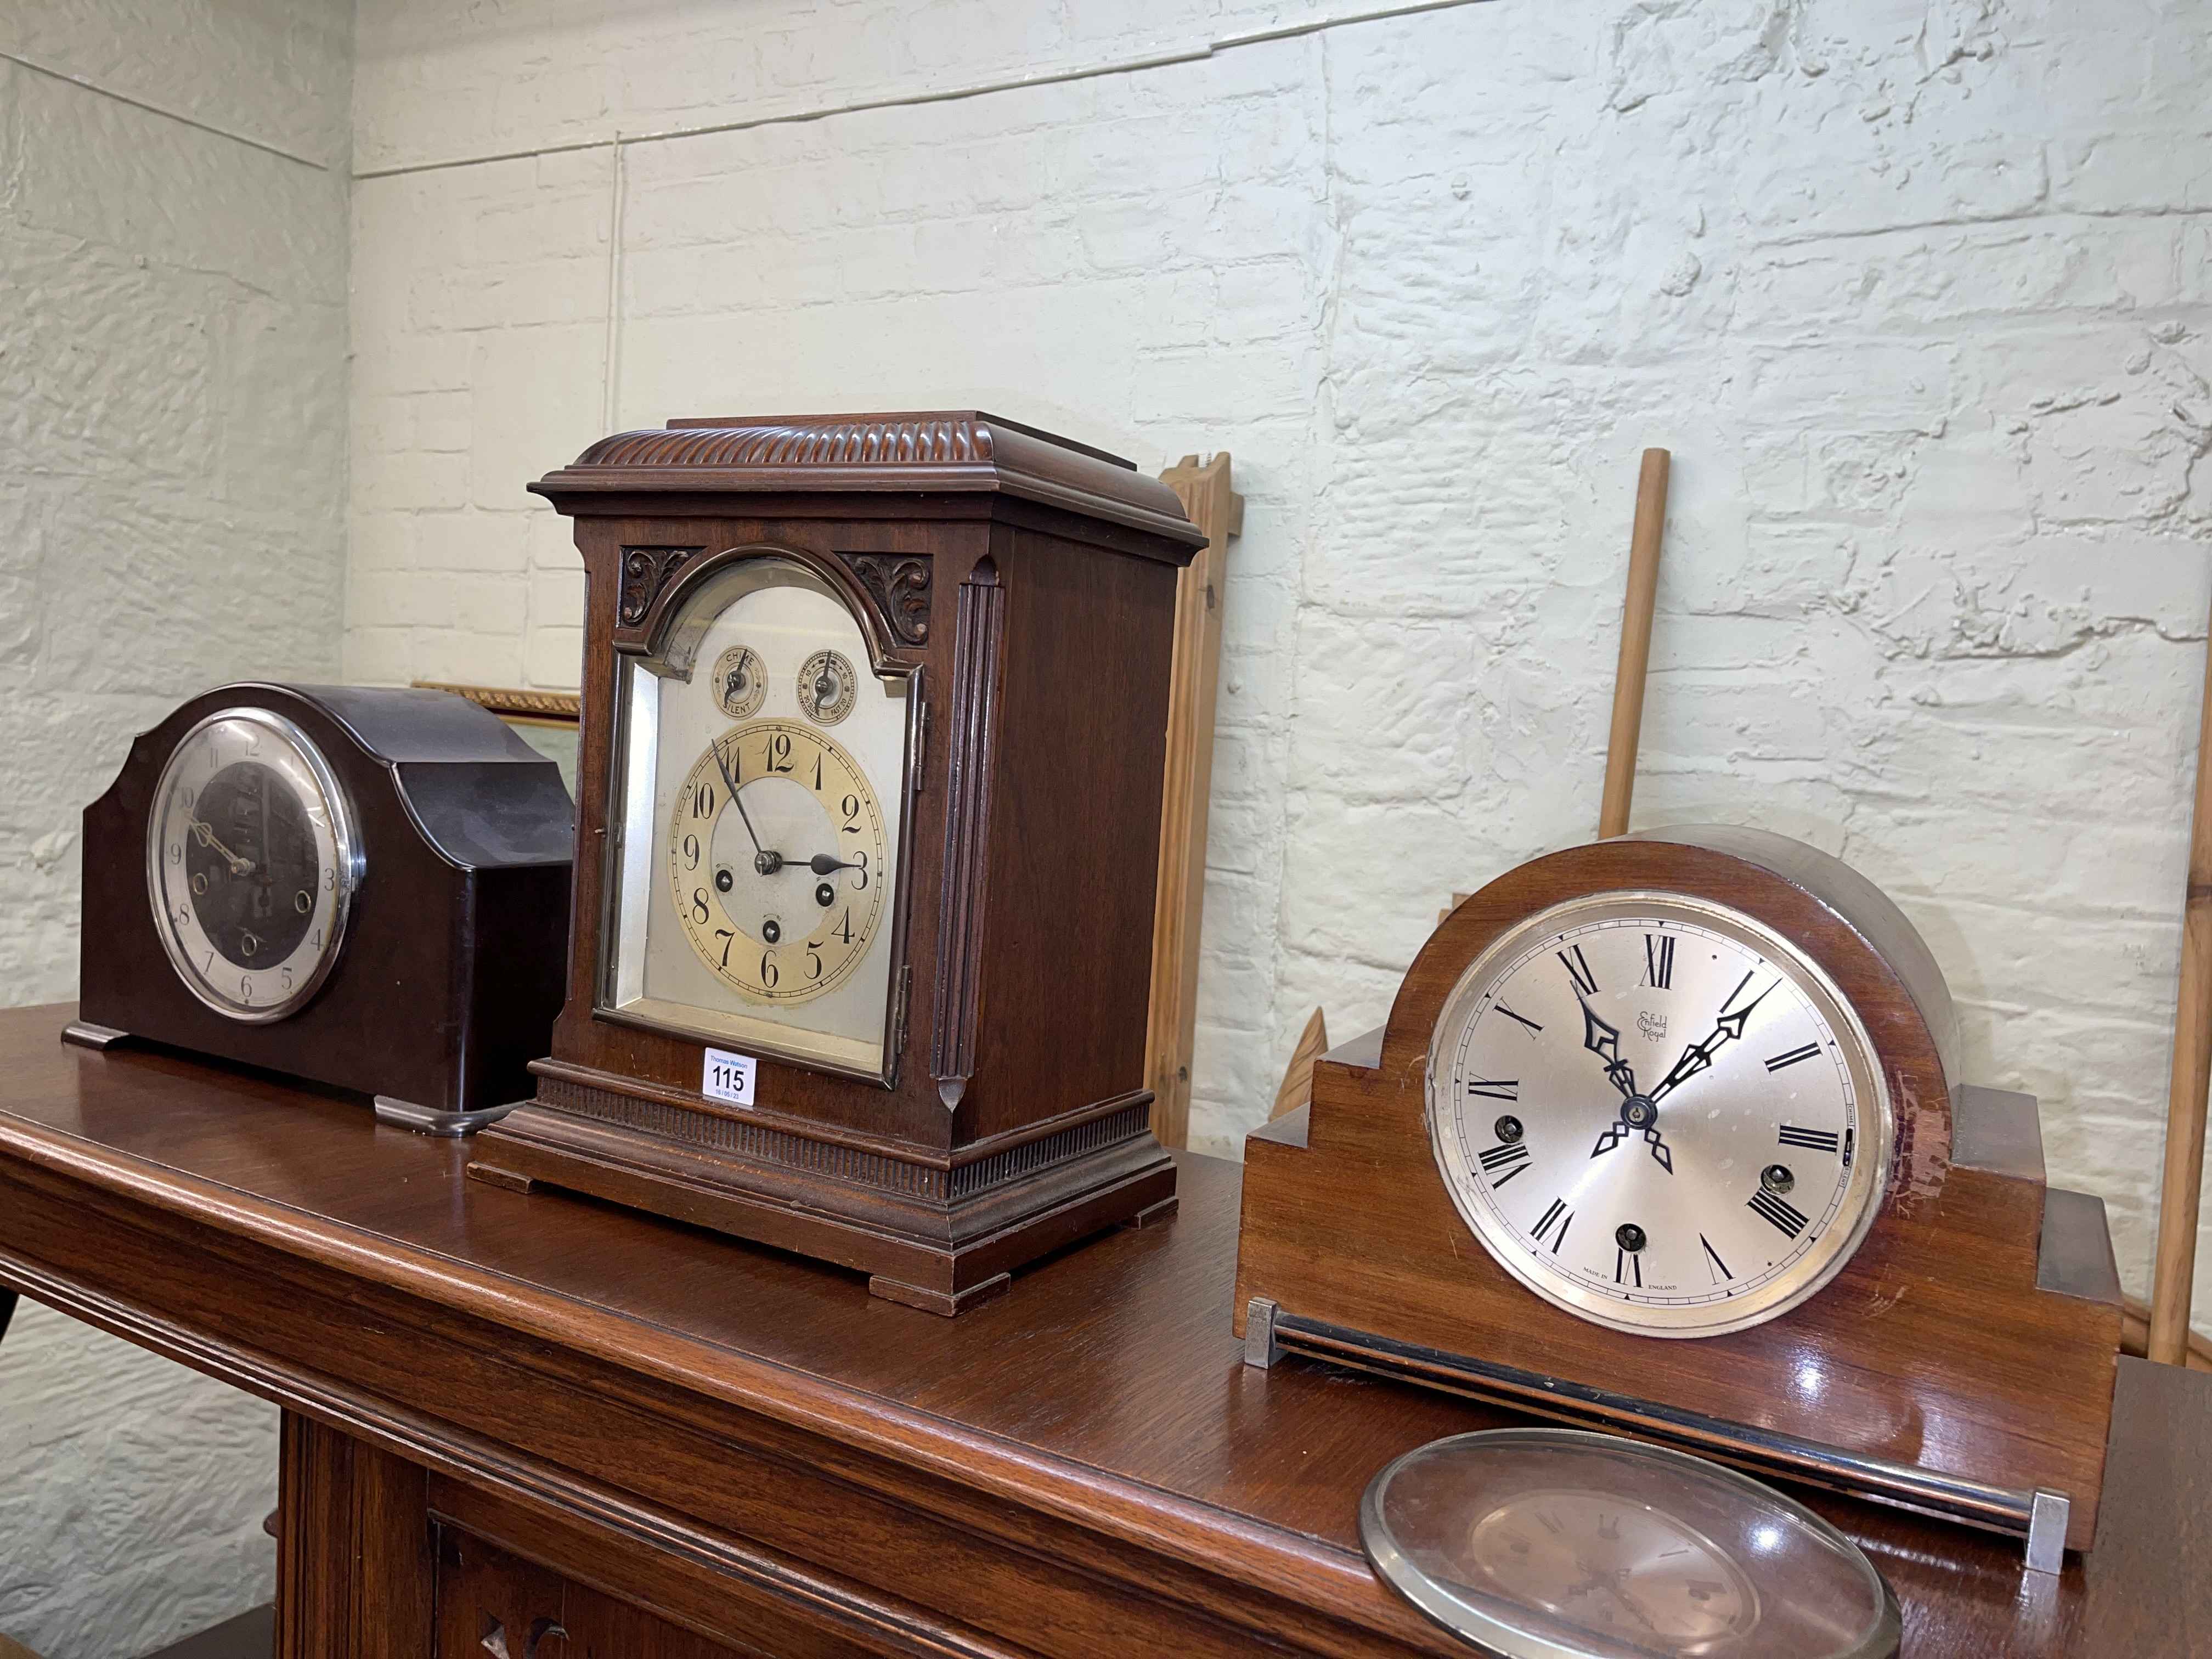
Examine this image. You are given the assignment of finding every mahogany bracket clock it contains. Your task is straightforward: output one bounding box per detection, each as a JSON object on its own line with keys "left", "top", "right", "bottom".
{"left": 468, "top": 411, "right": 1205, "bottom": 1313}
{"left": 1235, "top": 827, "right": 2123, "bottom": 1564}
{"left": 69, "top": 684, "right": 574, "bottom": 1132}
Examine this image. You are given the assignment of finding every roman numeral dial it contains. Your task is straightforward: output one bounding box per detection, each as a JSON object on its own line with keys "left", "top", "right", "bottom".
{"left": 1429, "top": 897, "right": 1889, "bottom": 1339}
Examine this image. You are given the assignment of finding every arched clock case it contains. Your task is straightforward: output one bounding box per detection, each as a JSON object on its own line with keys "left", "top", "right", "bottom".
{"left": 468, "top": 411, "right": 1206, "bottom": 1314}
{"left": 1234, "top": 826, "right": 2123, "bottom": 1559}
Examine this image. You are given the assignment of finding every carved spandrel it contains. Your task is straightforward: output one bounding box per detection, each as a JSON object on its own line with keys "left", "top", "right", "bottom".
{"left": 838, "top": 553, "right": 932, "bottom": 646}
{"left": 618, "top": 546, "right": 702, "bottom": 627}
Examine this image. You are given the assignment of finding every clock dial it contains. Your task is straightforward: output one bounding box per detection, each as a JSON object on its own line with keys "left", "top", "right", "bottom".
{"left": 667, "top": 720, "right": 888, "bottom": 1004}
{"left": 711, "top": 644, "right": 766, "bottom": 719}
{"left": 796, "top": 648, "right": 857, "bottom": 725}
{"left": 601, "top": 557, "right": 912, "bottom": 1081}
{"left": 145, "top": 709, "right": 359, "bottom": 1023}
{"left": 1426, "top": 892, "right": 1891, "bottom": 1338}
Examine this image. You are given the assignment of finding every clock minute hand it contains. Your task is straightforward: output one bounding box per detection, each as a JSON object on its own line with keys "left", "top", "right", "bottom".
{"left": 186, "top": 815, "right": 252, "bottom": 876}
{"left": 1647, "top": 975, "right": 1778, "bottom": 1105}
{"left": 711, "top": 737, "right": 783, "bottom": 873}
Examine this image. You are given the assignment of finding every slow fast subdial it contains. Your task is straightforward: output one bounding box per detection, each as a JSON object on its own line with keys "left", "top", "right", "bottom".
{"left": 668, "top": 719, "right": 887, "bottom": 1003}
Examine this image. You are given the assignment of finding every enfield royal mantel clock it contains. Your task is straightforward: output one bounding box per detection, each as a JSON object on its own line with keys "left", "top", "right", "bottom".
{"left": 1236, "top": 826, "right": 2123, "bottom": 1565}
{"left": 69, "top": 684, "right": 574, "bottom": 1132}
{"left": 467, "top": 411, "right": 1207, "bottom": 1313}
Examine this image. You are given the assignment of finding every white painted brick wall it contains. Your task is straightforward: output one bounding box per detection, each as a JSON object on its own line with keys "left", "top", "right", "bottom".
{"left": 0, "top": 3, "right": 351, "bottom": 1652}
{"left": 344, "top": 0, "right": 2212, "bottom": 1339}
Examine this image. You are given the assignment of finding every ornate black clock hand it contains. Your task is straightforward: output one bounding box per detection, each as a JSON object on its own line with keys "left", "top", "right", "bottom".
{"left": 1579, "top": 995, "right": 1638, "bottom": 1100}
{"left": 1584, "top": 995, "right": 1672, "bottom": 1171}
{"left": 798, "top": 853, "right": 859, "bottom": 876}
{"left": 1646, "top": 972, "right": 1779, "bottom": 1105}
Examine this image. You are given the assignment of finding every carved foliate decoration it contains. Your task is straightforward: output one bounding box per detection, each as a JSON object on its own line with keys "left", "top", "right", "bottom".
{"left": 618, "top": 546, "right": 703, "bottom": 627}
{"left": 839, "top": 554, "right": 932, "bottom": 646}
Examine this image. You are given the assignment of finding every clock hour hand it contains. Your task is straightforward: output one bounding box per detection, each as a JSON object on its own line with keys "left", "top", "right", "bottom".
{"left": 1578, "top": 995, "right": 1638, "bottom": 1101}
{"left": 798, "top": 853, "right": 859, "bottom": 876}
{"left": 1582, "top": 995, "right": 1674, "bottom": 1171}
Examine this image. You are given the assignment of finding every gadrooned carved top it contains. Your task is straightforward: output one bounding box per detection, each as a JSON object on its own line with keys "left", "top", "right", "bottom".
{"left": 531, "top": 410, "right": 1206, "bottom": 555}
{"left": 577, "top": 415, "right": 993, "bottom": 471}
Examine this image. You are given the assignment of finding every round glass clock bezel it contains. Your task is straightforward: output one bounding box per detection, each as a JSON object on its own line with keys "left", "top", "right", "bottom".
{"left": 1424, "top": 890, "right": 1893, "bottom": 1340}
{"left": 145, "top": 706, "right": 363, "bottom": 1024}
{"left": 1361, "top": 1427, "right": 1901, "bottom": 1659}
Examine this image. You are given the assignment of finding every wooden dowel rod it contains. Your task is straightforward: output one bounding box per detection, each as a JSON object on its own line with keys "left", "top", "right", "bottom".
{"left": 2149, "top": 587, "right": 2212, "bottom": 1363}
{"left": 1598, "top": 449, "right": 1671, "bottom": 839}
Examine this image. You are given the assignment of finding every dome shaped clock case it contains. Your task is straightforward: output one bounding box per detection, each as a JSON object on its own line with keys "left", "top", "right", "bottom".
{"left": 66, "top": 684, "right": 574, "bottom": 1133}
{"left": 1234, "top": 827, "right": 2123, "bottom": 1561}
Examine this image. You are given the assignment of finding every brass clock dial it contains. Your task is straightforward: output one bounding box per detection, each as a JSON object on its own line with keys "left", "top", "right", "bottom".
{"left": 599, "top": 555, "right": 913, "bottom": 1082}
{"left": 668, "top": 719, "right": 888, "bottom": 1004}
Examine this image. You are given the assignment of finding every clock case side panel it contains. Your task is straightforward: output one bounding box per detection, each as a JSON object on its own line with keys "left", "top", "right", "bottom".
{"left": 943, "top": 518, "right": 1181, "bottom": 1207}
{"left": 75, "top": 684, "right": 572, "bottom": 1119}
{"left": 1234, "top": 832, "right": 2117, "bottom": 1551}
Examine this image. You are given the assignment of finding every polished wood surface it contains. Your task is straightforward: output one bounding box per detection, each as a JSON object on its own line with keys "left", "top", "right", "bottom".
{"left": 1238, "top": 828, "right": 2121, "bottom": 1550}
{"left": 1596, "top": 447, "right": 1670, "bottom": 841}
{"left": 1145, "top": 452, "right": 1243, "bottom": 1150}
{"left": 483, "top": 412, "right": 1200, "bottom": 1311}
{"left": 2150, "top": 580, "right": 2212, "bottom": 1362}
{"left": 0, "top": 1004, "right": 2198, "bottom": 1656}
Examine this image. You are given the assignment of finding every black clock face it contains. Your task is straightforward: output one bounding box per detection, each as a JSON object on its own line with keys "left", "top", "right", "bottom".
{"left": 184, "top": 762, "right": 320, "bottom": 968}
{"left": 149, "top": 709, "right": 359, "bottom": 1022}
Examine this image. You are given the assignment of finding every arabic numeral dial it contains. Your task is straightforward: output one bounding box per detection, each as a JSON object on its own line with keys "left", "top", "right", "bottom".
{"left": 1424, "top": 897, "right": 1891, "bottom": 1340}
{"left": 667, "top": 719, "right": 889, "bottom": 1006}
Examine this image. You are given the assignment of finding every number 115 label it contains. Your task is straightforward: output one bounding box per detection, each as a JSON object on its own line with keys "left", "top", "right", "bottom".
{"left": 702, "top": 1047, "right": 757, "bottom": 1108}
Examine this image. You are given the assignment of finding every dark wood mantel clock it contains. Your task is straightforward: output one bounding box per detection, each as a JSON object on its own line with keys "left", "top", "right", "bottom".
{"left": 1236, "top": 826, "right": 2124, "bottom": 1566}
{"left": 469, "top": 411, "right": 1206, "bottom": 1313}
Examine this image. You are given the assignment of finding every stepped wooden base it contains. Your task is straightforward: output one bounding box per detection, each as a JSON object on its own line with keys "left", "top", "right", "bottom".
{"left": 470, "top": 1089, "right": 1177, "bottom": 1314}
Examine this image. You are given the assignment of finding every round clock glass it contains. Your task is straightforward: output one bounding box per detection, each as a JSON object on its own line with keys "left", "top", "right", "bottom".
{"left": 602, "top": 555, "right": 913, "bottom": 1082}
{"left": 1362, "top": 1429, "right": 1900, "bottom": 1659}
{"left": 144, "top": 707, "right": 361, "bottom": 1023}
{"left": 1426, "top": 892, "right": 1892, "bottom": 1338}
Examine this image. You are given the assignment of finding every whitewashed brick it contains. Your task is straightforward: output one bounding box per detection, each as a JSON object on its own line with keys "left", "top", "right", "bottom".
{"left": 1, "top": 5, "right": 348, "bottom": 1646}
{"left": 343, "top": 0, "right": 2212, "bottom": 1352}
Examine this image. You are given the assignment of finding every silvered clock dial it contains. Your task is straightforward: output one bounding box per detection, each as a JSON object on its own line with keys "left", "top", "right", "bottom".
{"left": 1426, "top": 892, "right": 1892, "bottom": 1338}
{"left": 601, "top": 555, "right": 913, "bottom": 1082}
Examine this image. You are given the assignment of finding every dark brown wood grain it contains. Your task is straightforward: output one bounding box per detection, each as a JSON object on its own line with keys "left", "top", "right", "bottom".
{"left": 74, "top": 684, "right": 572, "bottom": 1121}
{"left": 275, "top": 1411, "right": 433, "bottom": 1658}
{"left": 475, "top": 413, "right": 1200, "bottom": 1310}
{"left": 1237, "top": 828, "right": 2121, "bottom": 1551}
{"left": 0, "top": 1004, "right": 2196, "bottom": 1657}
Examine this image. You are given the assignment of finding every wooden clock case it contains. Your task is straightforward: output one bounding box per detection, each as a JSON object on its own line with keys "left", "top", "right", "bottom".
{"left": 1235, "top": 826, "right": 2123, "bottom": 1553}
{"left": 71, "top": 683, "right": 574, "bottom": 1132}
{"left": 469, "top": 411, "right": 1206, "bottom": 1314}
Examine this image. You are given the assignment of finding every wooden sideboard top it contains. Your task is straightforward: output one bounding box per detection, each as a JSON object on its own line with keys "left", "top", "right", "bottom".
{"left": 0, "top": 1003, "right": 2202, "bottom": 1657}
